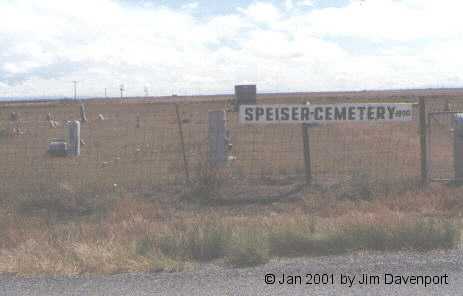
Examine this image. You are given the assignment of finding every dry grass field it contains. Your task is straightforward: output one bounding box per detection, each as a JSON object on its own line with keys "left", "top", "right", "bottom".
{"left": 0, "top": 89, "right": 462, "bottom": 276}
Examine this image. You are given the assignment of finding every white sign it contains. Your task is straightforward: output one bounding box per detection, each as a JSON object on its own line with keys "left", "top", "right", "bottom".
{"left": 239, "top": 103, "right": 413, "bottom": 124}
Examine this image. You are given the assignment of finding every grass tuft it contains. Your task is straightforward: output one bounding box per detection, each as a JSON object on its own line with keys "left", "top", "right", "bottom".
{"left": 156, "top": 218, "right": 231, "bottom": 261}
{"left": 184, "top": 164, "right": 225, "bottom": 204}
{"left": 226, "top": 229, "right": 270, "bottom": 268}
{"left": 342, "top": 219, "right": 459, "bottom": 252}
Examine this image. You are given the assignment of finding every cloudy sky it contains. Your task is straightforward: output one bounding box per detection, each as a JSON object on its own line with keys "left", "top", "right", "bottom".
{"left": 0, "top": 0, "right": 462, "bottom": 98}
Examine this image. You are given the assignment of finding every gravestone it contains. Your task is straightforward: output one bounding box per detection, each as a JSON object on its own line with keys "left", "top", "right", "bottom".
{"left": 208, "top": 111, "right": 227, "bottom": 167}
{"left": 66, "top": 120, "right": 80, "bottom": 156}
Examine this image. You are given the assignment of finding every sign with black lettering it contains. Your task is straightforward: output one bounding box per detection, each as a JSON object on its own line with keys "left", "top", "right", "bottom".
{"left": 239, "top": 104, "right": 413, "bottom": 124}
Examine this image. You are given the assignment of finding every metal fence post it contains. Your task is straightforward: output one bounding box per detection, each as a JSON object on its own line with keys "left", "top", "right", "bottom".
{"left": 453, "top": 114, "right": 463, "bottom": 182}
{"left": 175, "top": 104, "right": 190, "bottom": 183}
{"left": 302, "top": 123, "right": 312, "bottom": 185}
{"left": 419, "top": 98, "right": 427, "bottom": 185}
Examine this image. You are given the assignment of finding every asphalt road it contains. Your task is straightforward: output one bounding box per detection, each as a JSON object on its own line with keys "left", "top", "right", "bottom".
{"left": 1, "top": 250, "right": 462, "bottom": 296}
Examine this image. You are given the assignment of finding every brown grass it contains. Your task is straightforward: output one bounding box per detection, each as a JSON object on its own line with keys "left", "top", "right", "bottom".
{"left": 0, "top": 182, "right": 461, "bottom": 275}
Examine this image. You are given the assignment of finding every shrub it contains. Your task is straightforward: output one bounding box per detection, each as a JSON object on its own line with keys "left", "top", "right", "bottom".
{"left": 226, "top": 229, "right": 269, "bottom": 268}
{"left": 342, "top": 219, "right": 459, "bottom": 252}
{"left": 157, "top": 234, "right": 184, "bottom": 259}
{"left": 184, "top": 163, "right": 226, "bottom": 204}
{"left": 0, "top": 127, "right": 8, "bottom": 139}
{"left": 390, "top": 219, "right": 458, "bottom": 251}
{"left": 343, "top": 224, "right": 390, "bottom": 251}
{"left": 268, "top": 219, "right": 349, "bottom": 257}
{"left": 269, "top": 231, "right": 348, "bottom": 257}
{"left": 338, "top": 171, "right": 373, "bottom": 201}
{"left": 135, "top": 236, "right": 153, "bottom": 257}
{"left": 267, "top": 218, "right": 459, "bottom": 258}
{"left": 185, "top": 221, "right": 231, "bottom": 261}
{"left": 157, "top": 219, "right": 231, "bottom": 261}
{"left": 268, "top": 219, "right": 321, "bottom": 257}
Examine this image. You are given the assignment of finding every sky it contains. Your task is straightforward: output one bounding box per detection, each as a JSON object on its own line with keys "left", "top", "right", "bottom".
{"left": 0, "top": 0, "right": 462, "bottom": 98}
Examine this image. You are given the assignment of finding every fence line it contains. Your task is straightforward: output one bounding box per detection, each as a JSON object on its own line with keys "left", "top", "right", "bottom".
{"left": 0, "top": 96, "right": 461, "bottom": 202}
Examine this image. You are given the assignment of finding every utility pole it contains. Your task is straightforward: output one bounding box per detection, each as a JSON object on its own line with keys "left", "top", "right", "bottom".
{"left": 144, "top": 86, "right": 149, "bottom": 97}
{"left": 104, "top": 88, "right": 107, "bottom": 98}
{"left": 72, "top": 80, "right": 78, "bottom": 101}
{"left": 120, "top": 84, "right": 126, "bottom": 101}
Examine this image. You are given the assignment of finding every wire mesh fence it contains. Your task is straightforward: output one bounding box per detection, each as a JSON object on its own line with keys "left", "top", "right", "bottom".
{"left": 425, "top": 98, "right": 463, "bottom": 182}
{"left": 0, "top": 96, "right": 461, "bottom": 202}
{"left": 427, "top": 112, "right": 455, "bottom": 181}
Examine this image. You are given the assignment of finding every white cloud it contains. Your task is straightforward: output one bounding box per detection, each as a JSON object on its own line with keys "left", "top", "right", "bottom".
{"left": 181, "top": 2, "right": 199, "bottom": 11}
{"left": 238, "top": 2, "right": 282, "bottom": 24}
{"left": 297, "top": 0, "right": 315, "bottom": 7}
{"left": 302, "top": 0, "right": 463, "bottom": 41}
{"left": 0, "top": 0, "right": 462, "bottom": 98}
{"left": 284, "top": 0, "right": 294, "bottom": 10}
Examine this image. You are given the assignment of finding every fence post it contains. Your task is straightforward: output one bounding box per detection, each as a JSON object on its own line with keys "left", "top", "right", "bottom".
{"left": 419, "top": 97, "right": 427, "bottom": 185}
{"left": 302, "top": 123, "right": 312, "bottom": 185}
{"left": 453, "top": 114, "right": 463, "bottom": 182}
{"left": 444, "top": 98, "right": 450, "bottom": 112}
{"left": 175, "top": 104, "right": 190, "bottom": 183}
{"left": 136, "top": 114, "right": 141, "bottom": 128}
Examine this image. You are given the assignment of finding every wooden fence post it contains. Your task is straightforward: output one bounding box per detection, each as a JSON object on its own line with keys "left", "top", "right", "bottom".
{"left": 419, "top": 97, "right": 427, "bottom": 185}
{"left": 302, "top": 123, "right": 312, "bottom": 185}
{"left": 175, "top": 104, "right": 190, "bottom": 183}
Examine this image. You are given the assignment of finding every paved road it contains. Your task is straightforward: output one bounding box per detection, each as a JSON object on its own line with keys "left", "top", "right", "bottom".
{"left": 1, "top": 250, "right": 462, "bottom": 296}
